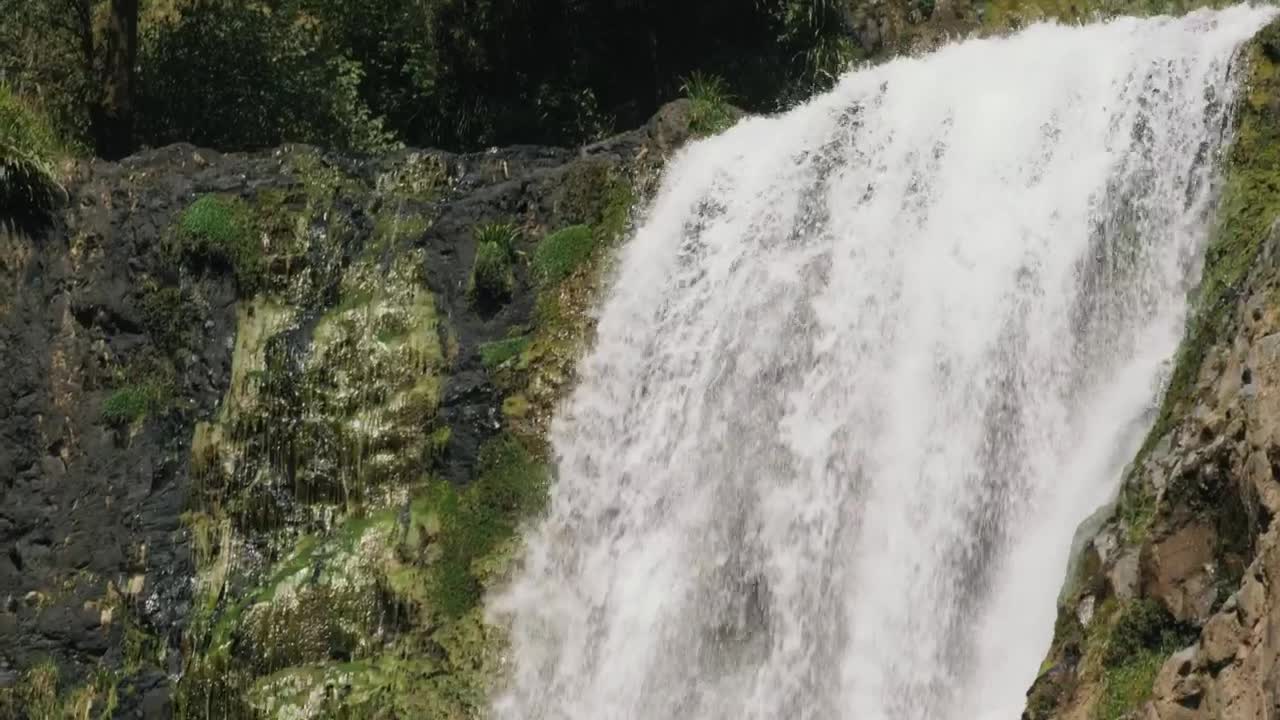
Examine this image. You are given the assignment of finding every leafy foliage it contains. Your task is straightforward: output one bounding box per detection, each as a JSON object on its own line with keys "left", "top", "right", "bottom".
{"left": 2, "top": 0, "right": 865, "bottom": 155}
{"left": 138, "top": 2, "right": 395, "bottom": 153}
{"left": 474, "top": 221, "right": 521, "bottom": 258}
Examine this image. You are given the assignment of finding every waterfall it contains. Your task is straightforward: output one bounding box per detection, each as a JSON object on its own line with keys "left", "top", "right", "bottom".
{"left": 490, "top": 7, "right": 1276, "bottom": 719}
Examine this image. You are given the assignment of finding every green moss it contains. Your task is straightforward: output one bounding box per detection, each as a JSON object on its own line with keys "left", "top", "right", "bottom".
{"left": 431, "top": 435, "right": 548, "bottom": 618}
{"left": 979, "top": 0, "right": 1210, "bottom": 32}
{"left": 480, "top": 334, "right": 531, "bottom": 369}
{"left": 370, "top": 210, "right": 431, "bottom": 258}
{"left": 123, "top": 617, "right": 162, "bottom": 675}
{"left": 682, "top": 72, "right": 737, "bottom": 137}
{"left": 102, "top": 382, "right": 170, "bottom": 425}
{"left": 1116, "top": 480, "right": 1156, "bottom": 544}
{"left": 596, "top": 178, "right": 636, "bottom": 247}
{"left": 469, "top": 240, "right": 515, "bottom": 307}
{"left": 1102, "top": 600, "right": 1189, "bottom": 668}
{"left": 534, "top": 224, "right": 596, "bottom": 286}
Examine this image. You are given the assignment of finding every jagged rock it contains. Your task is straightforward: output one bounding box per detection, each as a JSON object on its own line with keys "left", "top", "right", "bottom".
{"left": 1109, "top": 549, "right": 1141, "bottom": 601}
{"left": 1200, "top": 610, "right": 1245, "bottom": 668}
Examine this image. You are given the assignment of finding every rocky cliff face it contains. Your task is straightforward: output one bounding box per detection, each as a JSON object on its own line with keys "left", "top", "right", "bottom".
{"left": 1026, "top": 20, "right": 1280, "bottom": 720}
{"left": 0, "top": 102, "right": 697, "bottom": 718}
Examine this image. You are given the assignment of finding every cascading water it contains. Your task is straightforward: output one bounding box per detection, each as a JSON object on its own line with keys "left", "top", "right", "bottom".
{"left": 491, "top": 7, "right": 1276, "bottom": 719}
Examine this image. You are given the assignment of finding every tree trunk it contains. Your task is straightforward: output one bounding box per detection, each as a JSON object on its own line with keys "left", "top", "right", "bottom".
{"left": 93, "top": 0, "right": 138, "bottom": 160}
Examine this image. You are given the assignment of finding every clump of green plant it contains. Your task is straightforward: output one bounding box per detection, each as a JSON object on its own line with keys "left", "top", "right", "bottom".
{"left": 430, "top": 435, "right": 548, "bottom": 618}
{"left": 468, "top": 224, "right": 518, "bottom": 307}
{"left": 1096, "top": 600, "right": 1196, "bottom": 720}
{"left": 682, "top": 72, "right": 736, "bottom": 137}
{"left": 0, "top": 660, "right": 58, "bottom": 718}
{"left": 102, "top": 381, "right": 171, "bottom": 425}
{"left": 475, "top": 221, "right": 520, "bottom": 257}
{"left": 101, "top": 356, "right": 172, "bottom": 422}
{"left": 534, "top": 224, "right": 596, "bottom": 286}
{"left": 0, "top": 84, "right": 66, "bottom": 220}
{"left": 177, "top": 195, "right": 263, "bottom": 290}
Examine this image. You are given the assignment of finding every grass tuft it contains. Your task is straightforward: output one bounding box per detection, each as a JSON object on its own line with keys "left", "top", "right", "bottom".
{"left": 469, "top": 239, "right": 515, "bottom": 307}
{"left": 177, "top": 195, "right": 263, "bottom": 291}
{"left": 682, "top": 72, "right": 737, "bottom": 137}
{"left": 474, "top": 222, "right": 520, "bottom": 258}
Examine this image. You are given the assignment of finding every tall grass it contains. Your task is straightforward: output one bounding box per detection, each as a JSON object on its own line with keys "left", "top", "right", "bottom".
{"left": 0, "top": 85, "right": 66, "bottom": 221}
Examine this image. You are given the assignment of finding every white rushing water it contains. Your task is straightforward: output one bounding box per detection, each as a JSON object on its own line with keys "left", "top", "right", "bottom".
{"left": 491, "top": 7, "right": 1276, "bottom": 719}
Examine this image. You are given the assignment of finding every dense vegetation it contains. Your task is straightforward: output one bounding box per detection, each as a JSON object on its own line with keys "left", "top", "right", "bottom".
{"left": 0, "top": 0, "right": 867, "bottom": 159}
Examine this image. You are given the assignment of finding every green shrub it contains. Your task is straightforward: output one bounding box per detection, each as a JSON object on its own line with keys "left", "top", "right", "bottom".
{"left": 682, "top": 72, "right": 736, "bottom": 137}
{"left": 534, "top": 224, "right": 595, "bottom": 286}
{"left": 468, "top": 241, "right": 515, "bottom": 307}
{"left": 1096, "top": 599, "right": 1197, "bottom": 720}
{"left": 1103, "top": 600, "right": 1191, "bottom": 668}
{"left": 0, "top": 85, "right": 65, "bottom": 219}
{"left": 177, "top": 195, "right": 262, "bottom": 290}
